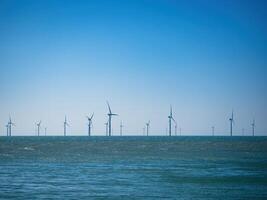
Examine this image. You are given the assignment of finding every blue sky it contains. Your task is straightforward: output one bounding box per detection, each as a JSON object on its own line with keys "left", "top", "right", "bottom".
{"left": 0, "top": 0, "right": 266, "bottom": 136}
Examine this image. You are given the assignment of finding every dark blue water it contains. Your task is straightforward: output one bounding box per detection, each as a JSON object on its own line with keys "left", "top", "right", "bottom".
{"left": 1, "top": 136, "right": 267, "bottom": 199}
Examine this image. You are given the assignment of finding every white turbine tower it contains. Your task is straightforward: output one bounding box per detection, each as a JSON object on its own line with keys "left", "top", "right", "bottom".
{"left": 86, "top": 113, "right": 94, "bottom": 136}
{"left": 168, "top": 106, "right": 176, "bottom": 136}
{"left": 107, "top": 101, "right": 118, "bottom": 136}
{"left": 105, "top": 121, "right": 108, "bottom": 136}
{"left": 146, "top": 121, "right": 150, "bottom": 136}
{"left": 251, "top": 119, "right": 255, "bottom": 136}
{"left": 5, "top": 124, "right": 9, "bottom": 136}
{"left": 64, "top": 116, "right": 70, "bottom": 136}
{"left": 8, "top": 117, "right": 15, "bottom": 136}
{"left": 120, "top": 121, "right": 123, "bottom": 136}
{"left": 229, "top": 110, "right": 234, "bottom": 136}
{"left": 36, "top": 121, "right": 41, "bottom": 136}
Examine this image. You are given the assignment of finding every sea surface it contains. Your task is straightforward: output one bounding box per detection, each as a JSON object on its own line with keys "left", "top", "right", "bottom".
{"left": 0, "top": 136, "right": 267, "bottom": 199}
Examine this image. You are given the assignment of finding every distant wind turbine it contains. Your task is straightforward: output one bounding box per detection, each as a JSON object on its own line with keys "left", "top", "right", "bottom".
{"left": 36, "top": 121, "right": 41, "bottom": 136}
{"left": 251, "top": 119, "right": 255, "bottom": 136}
{"left": 8, "top": 117, "right": 15, "bottom": 136}
{"left": 64, "top": 116, "right": 69, "bottom": 136}
{"left": 175, "top": 122, "right": 177, "bottom": 136}
{"left": 5, "top": 124, "right": 9, "bottom": 136}
{"left": 107, "top": 101, "right": 118, "bottom": 136}
{"left": 146, "top": 121, "right": 150, "bottom": 136}
{"left": 86, "top": 113, "right": 94, "bottom": 136}
{"left": 45, "top": 127, "right": 47, "bottom": 136}
{"left": 105, "top": 121, "right": 108, "bottom": 136}
{"left": 120, "top": 121, "right": 123, "bottom": 136}
{"left": 229, "top": 110, "right": 234, "bottom": 136}
{"left": 168, "top": 105, "right": 176, "bottom": 136}
{"left": 212, "top": 126, "right": 215, "bottom": 136}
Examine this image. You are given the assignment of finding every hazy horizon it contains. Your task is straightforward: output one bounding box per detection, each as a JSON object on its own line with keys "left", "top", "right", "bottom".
{"left": 1, "top": 0, "right": 266, "bottom": 136}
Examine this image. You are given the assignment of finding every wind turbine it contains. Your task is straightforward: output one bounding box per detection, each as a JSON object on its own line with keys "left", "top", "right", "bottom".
{"left": 86, "top": 113, "right": 94, "bottom": 136}
{"left": 45, "top": 127, "right": 47, "bottom": 136}
{"left": 36, "top": 121, "right": 41, "bottom": 136}
{"left": 5, "top": 124, "right": 9, "bottom": 136}
{"left": 175, "top": 122, "right": 177, "bottom": 136}
{"left": 229, "top": 110, "right": 234, "bottom": 136}
{"left": 64, "top": 116, "right": 69, "bottom": 136}
{"left": 251, "top": 119, "right": 255, "bottom": 136}
{"left": 120, "top": 121, "right": 123, "bottom": 136}
{"left": 168, "top": 105, "right": 176, "bottom": 136}
{"left": 212, "top": 126, "right": 215, "bottom": 136}
{"left": 107, "top": 101, "right": 118, "bottom": 136}
{"left": 8, "top": 117, "right": 15, "bottom": 136}
{"left": 105, "top": 121, "right": 108, "bottom": 136}
{"left": 146, "top": 121, "right": 150, "bottom": 136}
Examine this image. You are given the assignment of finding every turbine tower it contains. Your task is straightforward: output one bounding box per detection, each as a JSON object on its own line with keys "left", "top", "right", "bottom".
{"left": 64, "top": 116, "right": 69, "bottom": 136}
{"left": 36, "top": 121, "right": 41, "bottom": 136}
{"left": 168, "top": 105, "right": 176, "bottom": 136}
{"left": 146, "top": 121, "right": 150, "bottom": 136}
{"left": 8, "top": 117, "right": 15, "bottom": 136}
{"left": 105, "top": 121, "right": 108, "bottom": 136}
{"left": 120, "top": 121, "right": 123, "bottom": 136}
{"left": 251, "top": 119, "right": 255, "bottom": 136}
{"left": 229, "top": 110, "right": 234, "bottom": 136}
{"left": 5, "top": 124, "right": 9, "bottom": 136}
{"left": 86, "top": 113, "right": 94, "bottom": 136}
{"left": 107, "top": 101, "right": 118, "bottom": 136}
{"left": 175, "top": 122, "right": 177, "bottom": 136}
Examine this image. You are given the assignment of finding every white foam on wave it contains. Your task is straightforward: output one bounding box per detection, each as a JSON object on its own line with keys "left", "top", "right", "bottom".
{"left": 23, "top": 147, "right": 35, "bottom": 151}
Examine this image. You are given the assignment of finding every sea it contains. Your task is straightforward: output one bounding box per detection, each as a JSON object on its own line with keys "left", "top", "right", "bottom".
{"left": 0, "top": 136, "right": 267, "bottom": 199}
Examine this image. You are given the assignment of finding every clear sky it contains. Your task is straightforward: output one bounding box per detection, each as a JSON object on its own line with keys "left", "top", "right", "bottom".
{"left": 0, "top": 0, "right": 266, "bottom": 136}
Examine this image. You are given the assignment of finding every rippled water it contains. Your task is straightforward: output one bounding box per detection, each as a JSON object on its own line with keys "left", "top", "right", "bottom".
{"left": 0, "top": 136, "right": 267, "bottom": 199}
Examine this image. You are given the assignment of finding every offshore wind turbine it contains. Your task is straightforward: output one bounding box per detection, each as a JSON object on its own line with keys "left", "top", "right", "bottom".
{"left": 64, "top": 116, "right": 69, "bottom": 136}
{"left": 168, "top": 106, "right": 176, "bottom": 136}
{"left": 107, "top": 101, "right": 118, "bottom": 136}
{"left": 146, "top": 121, "right": 150, "bottom": 136}
{"left": 120, "top": 121, "right": 123, "bottom": 136}
{"left": 105, "top": 121, "right": 108, "bottom": 136}
{"left": 8, "top": 117, "right": 15, "bottom": 136}
{"left": 212, "top": 126, "right": 215, "bottom": 136}
{"left": 251, "top": 119, "right": 255, "bottom": 136}
{"left": 229, "top": 110, "right": 234, "bottom": 136}
{"left": 5, "top": 124, "right": 9, "bottom": 136}
{"left": 36, "top": 121, "right": 41, "bottom": 136}
{"left": 86, "top": 113, "right": 94, "bottom": 136}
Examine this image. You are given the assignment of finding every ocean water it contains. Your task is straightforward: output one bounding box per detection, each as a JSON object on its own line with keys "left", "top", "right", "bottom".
{"left": 0, "top": 136, "right": 267, "bottom": 199}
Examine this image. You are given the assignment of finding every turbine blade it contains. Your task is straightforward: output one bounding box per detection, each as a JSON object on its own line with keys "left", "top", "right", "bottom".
{"left": 107, "top": 101, "right": 112, "bottom": 114}
{"left": 90, "top": 113, "right": 94, "bottom": 120}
